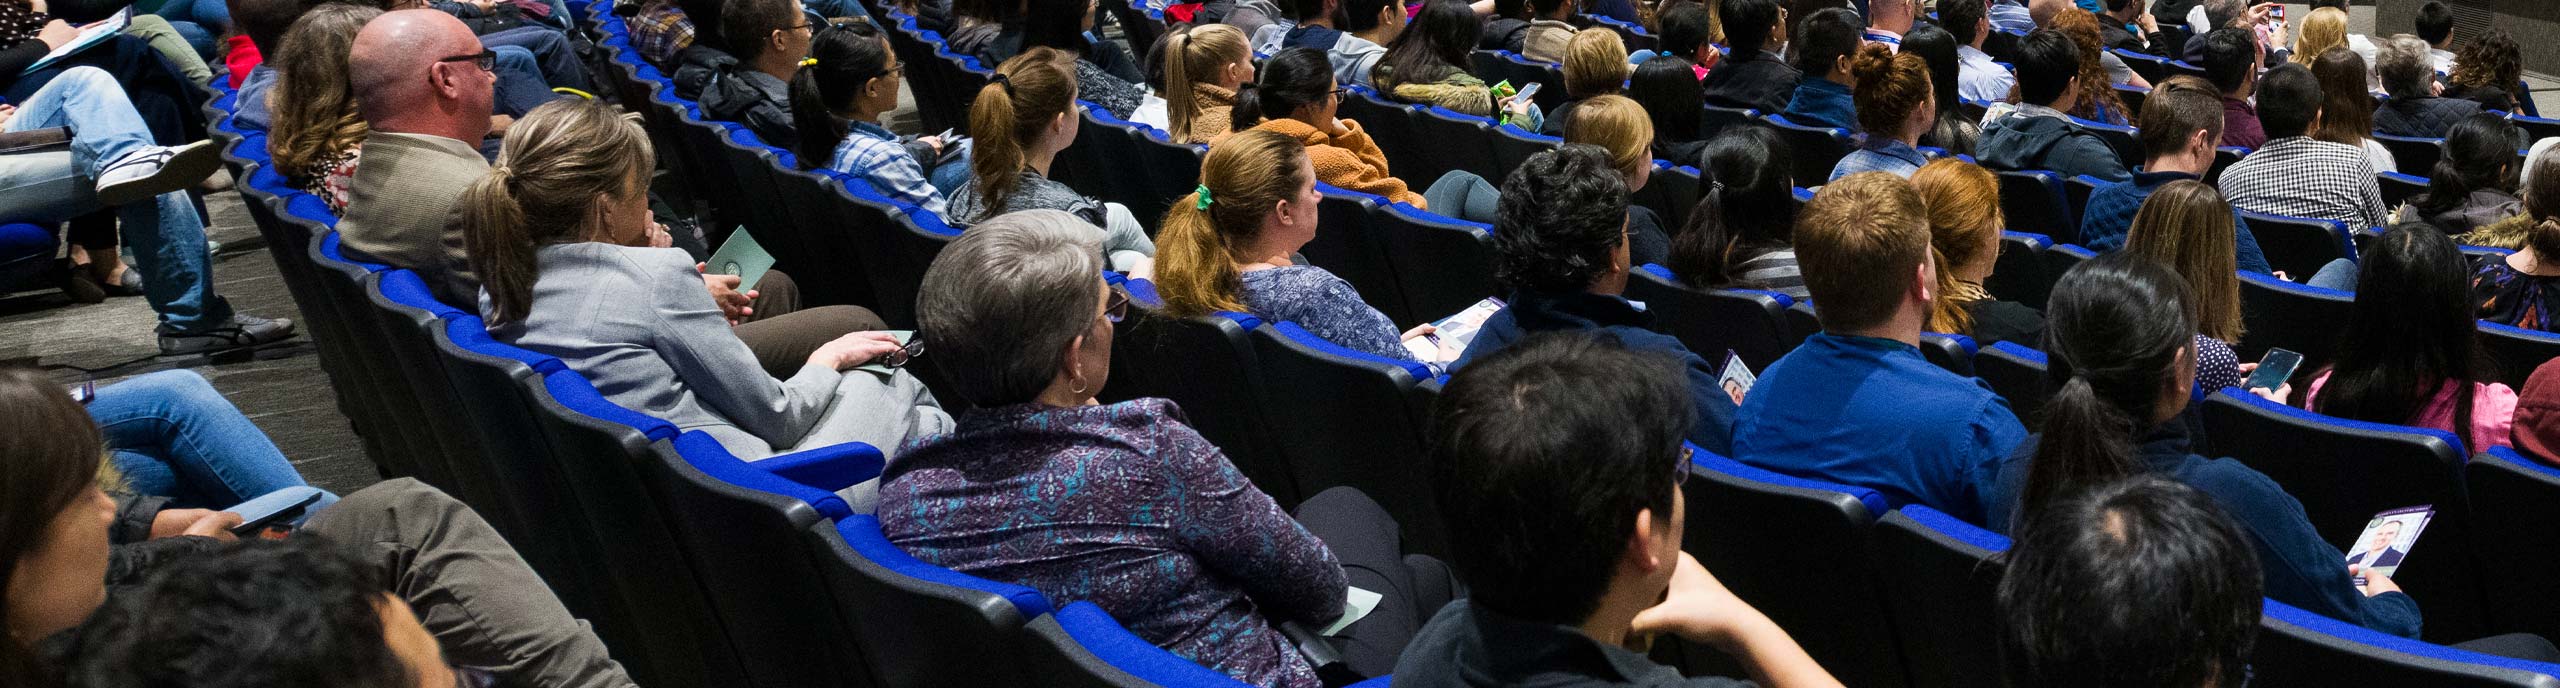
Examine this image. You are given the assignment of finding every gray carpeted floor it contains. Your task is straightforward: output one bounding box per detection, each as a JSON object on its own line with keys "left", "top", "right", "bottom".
{"left": 0, "top": 179, "right": 382, "bottom": 496}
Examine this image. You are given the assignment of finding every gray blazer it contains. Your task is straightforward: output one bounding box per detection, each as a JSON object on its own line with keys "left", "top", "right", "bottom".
{"left": 337, "top": 132, "right": 487, "bottom": 306}
{"left": 485, "top": 242, "right": 949, "bottom": 460}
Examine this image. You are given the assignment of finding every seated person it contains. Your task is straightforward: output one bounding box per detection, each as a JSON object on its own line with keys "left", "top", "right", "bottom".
{"left": 2048, "top": 9, "right": 2137, "bottom": 124}
{"left": 89, "top": 370, "right": 331, "bottom": 511}
{"left": 2395, "top": 113, "right": 2524, "bottom": 236}
{"left": 1978, "top": 29, "right": 2131, "bottom": 183}
{"left": 1628, "top": 55, "right": 1709, "bottom": 166}
{"left": 1295, "top": 0, "right": 1398, "bottom": 89}
{"left": 1155, "top": 129, "right": 1426, "bottom": 364}
{"left": 226, "top": 0, "right": 307, "bottom": 130}
{"left": 1372, "top": 0, "right": 1521, "bottom": 120}
{"left": 2078, "top": 76, "right": 2270, "bottom": 273}
{"left": 1228, "top": 48, "right": 1429, "bottom": 206}
{"left": 1700, "top": 0, "right": 1797, "bottom": 113}
{"left": 886, "top": 209, "right": 1449, "bottom": 682}
{"left": 950, "top": 48, "right": 1156, "bottom": 271}
{"left": 1907, "top": 25, "right": 1984, "bottom": 158}
{"left": 2308, "top": 48, "right": 2395, "bottom": 175}
{"left": 1562, "top": 95, "right": 1671, "bottom": 267}
{"left": 625, "top": 0, "right": 696, "bottom": 65}
{"left": 788, "top": 19, "right": 966, "bottom": 214}
{"left": 1518, "top": 0, "right": 1577, "bottom": 63}
{"left": 2216, "top": 64, "right": 2390, "bottom": 234}
{"left": 269, "top": 4, "right": 385, "bottom": 213}
{"left": 1653, "top": 2, "right": 1717, "bottom": 78}
{"left": 1400, "top": 331, "right": 1843, "bottom": 688}
{"left": 2475, "top": 146, "right": 2560, "bottom": 331}
{"left": 386, "top": 0, "right": 598, "bottom": 99}
{"left": 1830, "top": 42, "right": 1934, "bottom": 180}
{"left": 1540, "top": 29, "right": 1630, "bottom": 136}
{"left": 2197, "top": 27, "right": 2268, "bottom": 149}
{"left": 2441, "top": 29, "right": 2522, "bottom": 113}
{"left": 2512, "top": 358, "right": 2560, "bottom": 466}
{"left": 1730, "top": 172, "right": 2029, "bottom": 527}
{"left": 699, "top": 0, "right": 806, "bottom": 149}
{"left": 1911, "top": 159, "right": 2044, "bottom": 346}
{"left": 1776, "top": 8, "right": 1860, "bottom": 132}
{"left": 1158, "top": 22, "right": 1253, "bottom": 144}
{"left": 0, "top": 368, "right": 637, "bottom": 687}
{"left": 2311, "top": 227, "right": 2517, "bottom": 452}
{"left": 979, "top": 0, "right": 1151, "bottom": 119}
{"left": 2124, "top": 181, "right": 2251, "bottom": 392}
{"left": 462, "top": 99, "right": 948, "bottom": 464}
{"left": 1998, "top": 476, "right": 2263, "bottom": 688}
{"left": 0, "top": 66, "right": 294, "bottom": 355}
{"left": 1667, "top": 125, "right": 1806, "bottom": 300}
{"left": 1942, "top": 0, "right": 2014, "bottom": 102}
{"left": 1452, "top": 145, "right": 1739, "bottom": 455}
{"left": 2372, "top": 34, "right": 2479, "bottom": 139}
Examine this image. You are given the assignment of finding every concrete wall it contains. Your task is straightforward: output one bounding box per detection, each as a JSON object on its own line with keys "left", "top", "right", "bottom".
{"left": 2373, "top": 0, "right": 2560, "bottom": 74}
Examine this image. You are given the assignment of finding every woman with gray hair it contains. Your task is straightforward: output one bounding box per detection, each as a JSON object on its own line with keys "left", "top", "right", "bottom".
{"left": 879, "top": 209, "right": 1449, "bottom": 685}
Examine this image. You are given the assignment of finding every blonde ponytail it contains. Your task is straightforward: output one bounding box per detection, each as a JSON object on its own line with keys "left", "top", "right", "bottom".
{"left": 1162, "top": 25, "right": 1247, "bottom": 145}
{"left": 461, "top": 171, "right": 537, "bottom": 325}
{"left": 968, "top": 47, "right": 1079, "bottom": 214}
{"left": 1153, "top": 130, "right": 1312, "bottom": 318}
{"left": 457, "top": 98, "right": 654, "bottom": 325}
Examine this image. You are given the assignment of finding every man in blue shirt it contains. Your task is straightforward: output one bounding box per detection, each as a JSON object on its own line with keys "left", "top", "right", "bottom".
{"left": 1452, "top": 145, "right": 1739, "bottom": 455}
{"left": 1779, "top": 7, "right": 1863, "bottom": 131}
{"left": 1729, "top": 171, "right": 2028, "bottom": 527}
{"left": 2076, "top": 75, "right": 2272, "bottom": 273}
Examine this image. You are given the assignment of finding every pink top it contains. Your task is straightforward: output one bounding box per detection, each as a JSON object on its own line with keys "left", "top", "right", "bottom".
{"left": 225, "top": 35, "right": 259, "bottom": 89}
{"left": 2307, "top": 372, "right": 2518, "bottom": 452}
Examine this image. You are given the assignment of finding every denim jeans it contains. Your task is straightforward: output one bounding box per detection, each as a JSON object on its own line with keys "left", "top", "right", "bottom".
{"left": 94, "top": 370, "right": 337, "bottom": 513}
{"left": 491, "top": 46, "right": 563, "bottom": 116}
{"left": 0, "top": 67, "right": 230, "bottom": 331}
{"left": 480, "top": 25, "right": 595, "bottom": 93}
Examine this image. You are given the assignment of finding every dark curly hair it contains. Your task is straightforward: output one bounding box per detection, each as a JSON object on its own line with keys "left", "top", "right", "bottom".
{"left": 1495, "top": 145, "right": 1632, "bottom": 293}
{"left": 59, "top": 537, "right": 417, "bottom": 688}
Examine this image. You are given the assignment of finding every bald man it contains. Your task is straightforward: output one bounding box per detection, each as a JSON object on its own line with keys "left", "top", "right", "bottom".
{"left": 2027, "top": 0, "right": 2070, "bottom": 27}
{"left": 336, "top": 9, "right": 496, "bottom": 307}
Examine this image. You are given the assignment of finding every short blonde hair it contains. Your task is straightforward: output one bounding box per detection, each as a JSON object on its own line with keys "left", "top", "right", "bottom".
{"left": 1563, "top": 95, "right": 1654, "bottom": 180}
{"left": 1562, "top": 30, "right": 1631, "bottom": 98}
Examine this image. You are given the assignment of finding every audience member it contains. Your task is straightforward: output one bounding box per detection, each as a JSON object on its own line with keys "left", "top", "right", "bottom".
{"left": 2397, "top": 113, "right": 2524, "bottom": 235}
{"left": 393, "top": 0, "right": 597, "bottom": 100}
{"left": 2124, "top": 180, "right": 2248, "bottom": 393}
{"left": 464, "top": 99, "right": 944, "bottom": 467}
{"left": 1629, "top": 54, "right": 1710, "bottom": 165}
{"left": 1978, "top": 29, "right": 2132, "bottom": 183}
{"left": 1912, "top": 159, "right": 2043, "bottom": 346}
{"left": 1701, "top": 0, "right": 1798, "bottom": 113}
{"left": 1478, "top": 0, "right": 1532, "bottom": 53}
{"left": 1543, "top": 29, "right": 1632, "bottom": 135}
{"left": 1231, "top": 48, "right": 1434, "bottom": 207}
{"left": 1158, "top": 23, "right": 1252, "bottom": 144}
{"left": 698, "top": 0, "right": 810, "bottom": 148}
{"left": 1402, "top": 331, "right": 1843, "bottom": 688}
{"left": 626, "top": 0, "right": 696, "bottom": 64}
{"left": 2309, "top": 47, "right": 2395, "bottom": 174}
{"left": 1940, "top": 0, "right": 2012, "bottom": 103}
{"left": 2198, "top": 27, "right": 2265, "bottom": 148}
{"left": 1830, "top": 42, "right": 1933, "bottom": 180}
{"left": 2308, "top": 0, "right": 2377, "bottom": 66}
{"left": 2179, "top": 0, "right": 2282, "bottom": 65}
{"left": 2443, "top": 29, "right": 2522, "bottom": 113}
{"left": 1374, "top": 0, "right": 1508, "bottom": 117}
{"left": 789, "top": 19, "right": 967, "bottom": 214}
{"left": 269, "top": 4, "right": 383, "bottom": 213}
{"left": 2374, "top": 34, "right": 2480, "bottom": 139}
{"left": 2076, "top": 77, "right": 2271, "bottom": 274}
{"left": 2289, "top": 6, "right": 2347, "bottom": 69}
{"left": 2096, "top": 0, "right": 2171, "bottom": 57}
{"left": 1669, "top": 125, "right": 1804, "bottom": 298}
{"left": 1777, "top": 7, "right": 1861, "bottom": 131}
{"left": 2048, "top": 9, "right": 2136, "bottom": 121}
{"left": 1864, "top": 0, "right": 1913, "bottom": 45}
{"left": 340, "top": 9, "right": 504, "bottom": 306}
{"left": 2460, "top": 139, "right": 2560, "bottom": 249}
{"left": 2511, "top": 357, "right": 2560, "bottom": 466}
{"left": 1454, "top": 145, "right": 1740, "bottom": 454}
{"left": 2416, "top": 0, "right": 2455, "bottom": 74}
{"left": 1732, "top": 171, "right": 2028, "bottom": 526}
{"left": 1903, "top": 25, "right": 1980, "bottom": 156}
{"left": 2310, "top": 225, "right": 2517, "bottom": 453}
{"left": 1156, "top": 129, "right": 1423, "bottom": 363}
{"left": 1565, "top": 96, "right": 1672, "bottom": 267}
{"left": 955, "top": 48, "right": 1156, "bottom": 270}
{"left": 1519, "top": 0, "right": 1578, "bottom": 63}
{"left": 226, "top": 0, "right": 315, "bottom": 131}
{"left": 0, "top": 367, "right": 637, "bottom": 688}
{"left": 982, "top": 0, "right": 1150, "bottom": 118}
{"left": 2218, "top": 63, "right": 2391, "bottom": 233}
{"left": 1655, "top": 1, "right": 1717, "bottom": 77}
{"left": 88, "top": 369, "right": 329, "bottom": 510}
{"left": 891, "top": 209, "right": 1448, "bottom": 682}
{"left": 941, "top": 0, "right": 1005, "bottom": 56}
{"left": 1998, "top": 476, "right": 2262, "bottom": 688}
{"left": 2473, "top": 145, "right": 2560, "bottom": 330}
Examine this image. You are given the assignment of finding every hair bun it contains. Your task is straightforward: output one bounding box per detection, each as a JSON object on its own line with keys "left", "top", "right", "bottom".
{"left": 1850, "top": 42, "right": 1897, "bottom": 81}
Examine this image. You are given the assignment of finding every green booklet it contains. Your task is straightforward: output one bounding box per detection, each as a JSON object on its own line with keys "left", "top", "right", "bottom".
{"left": 706, "top": 226, "right": 775, "bottom": 292}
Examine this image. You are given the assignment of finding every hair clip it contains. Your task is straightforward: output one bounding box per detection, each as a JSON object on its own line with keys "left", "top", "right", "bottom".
{"left": 1195, "top": 185, "right": 1215, "bottom": 210}
{"left": 801, "top": 57, "right": 818, "bottom": 66}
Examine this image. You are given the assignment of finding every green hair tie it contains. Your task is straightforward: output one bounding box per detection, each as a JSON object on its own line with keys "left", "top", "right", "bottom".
{"left": 1195, "top": 185, "right": 1214, "bottom": 210}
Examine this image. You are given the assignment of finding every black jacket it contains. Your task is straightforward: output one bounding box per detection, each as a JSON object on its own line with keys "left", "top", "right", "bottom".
{"left": 1700, "top": 50, "right": 1799, "bottom": 113}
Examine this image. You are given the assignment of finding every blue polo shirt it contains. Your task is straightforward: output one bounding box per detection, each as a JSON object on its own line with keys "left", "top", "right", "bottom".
{"left": 1730, "top": 333, "right": 2027, "bottom": 526}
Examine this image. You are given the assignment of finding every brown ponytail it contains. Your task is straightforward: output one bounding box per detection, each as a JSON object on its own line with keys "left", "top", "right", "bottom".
{"left": 1154, "top": 130, "right": 1312, "bottom": 318}
{"left": 967, "top": 47, "right": 1079, "bottom": 215}
{"left": 1909, "top": 159, "right": 2001, "bottom": 336}
{"left": 461, "top": 98, "right": 655, "bottom": 325}
{"left": 1163, "top": 23, "right": 1248, "bottom": 145}
{"left": 2520, "top": 150, "right": 2560, "bottom": 260}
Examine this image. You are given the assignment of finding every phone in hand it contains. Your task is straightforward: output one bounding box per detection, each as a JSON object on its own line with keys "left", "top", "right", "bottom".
{"left": 2246, "top": 348, "right": 2302, "bottom": 393}
{"left": 2270, "top": 3, "right": 2285, "bottom": 23}
{"left": 225, "top": 486, "right": 326, "bottom": 536}
{"left": 1510, "top": 81, "right": 1541, "bottom": 103}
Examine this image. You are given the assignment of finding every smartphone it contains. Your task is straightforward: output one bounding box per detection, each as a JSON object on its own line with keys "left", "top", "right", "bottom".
{"left": 225, "top": 486, "right": 326, "bottom": 536}
{"left": 1511, "top": 81, "right": 1542, "bottom": 103}
{"left": 2246, "top": 348, "right": 2302, "bottom": 392}
{"left": 2270, "top": 3, "right": 2285, "bottom": 23}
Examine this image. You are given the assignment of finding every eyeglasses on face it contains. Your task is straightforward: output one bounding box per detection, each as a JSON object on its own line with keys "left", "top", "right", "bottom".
{"left": 437, "top": 49, "right": 498, "bottom": 72}
{"left": 1104, "top": 290, "right": 1131, "bottom": 324}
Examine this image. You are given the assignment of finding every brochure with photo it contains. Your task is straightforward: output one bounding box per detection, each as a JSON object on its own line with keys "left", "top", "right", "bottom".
{"left": 1402, "top": 297, "right": 1506, "bottom": 363}
{"left": 2346, "top": 505, "right": 2435, "bottom": 584}
{"left": 27, "top": 8, "right": 127, "bottom": 75}
{"left": 1717, "top": 350, "right": 1755, "bottom": 405}
{"left": 706, "top": 226, "right": 775, "bottom": 292}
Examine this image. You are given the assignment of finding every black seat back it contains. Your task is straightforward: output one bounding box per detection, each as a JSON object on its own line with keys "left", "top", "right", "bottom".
{"left": 1468, "top": 50, "right": 1567, "bottom": 113}
{"left": 1873, "top": 507, "right": 2009, "bottom": 688}
{"left": 642, "top": 433, "right": 877, "bottom": 687}
{"left": 1248, "top": 323, "right": 1449, "bottom": 556}
{"left": 1975, "top": 341, "right": 2051, "bottom": 427}
{"left": 2478, "top": 320, "right": 2560, "bottom": 390}
{"left": 2235, "top": 269, "right": 2354, "bottom": 365}
{"left": 1627, "top": 265, "right": 1796, "bottom": 371}
{"left": 2467, "top": 448, "right": 2560, "bottom": 644}
{"left": 1372, "top": 202, "right": 1501, "bottom": 327}
{"left": 1682, "top": 452, "right": 1910, "bottom": 688}
{"left": 1994, "top": 170, "right": 2080, "bottom": 245}
{"left": 1765, "top": 114, "right": 1853, "bottom": 186}
{"left": 2375, "top": 133, "right": 2444, "bottom": 175}
{"left": 1301, "top": 187, "right": 1414, "bottom": 326}
{"left": 2380, "top": 171, "right": 2431, "bottom": 208}
{"left": 1100, "top": 288, "right": 1300, "bottom": 508}
{"left": 2241, "top": 210, "right": 2355, "bottom": 280}
{"left": 2255, "top": 599, "right": 2560, "bottom": 687}
{"left": 807, "top": 515, "right": 1044, "bottom": 687}
{"left": 1917, "top": 333, "right": 1977, "bottom": 377}
{"left": 1987, "top": 231, "right": 2056, "bottom": 311}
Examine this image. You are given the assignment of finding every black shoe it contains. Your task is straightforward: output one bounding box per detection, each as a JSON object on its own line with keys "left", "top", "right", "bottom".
{"left": 158, "top": 314, "right": 298, "bottom": 356}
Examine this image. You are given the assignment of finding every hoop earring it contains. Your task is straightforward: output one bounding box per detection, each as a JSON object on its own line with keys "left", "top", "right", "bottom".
{"left": 1069, "top": 376, "right": 1088, "bottom": 395}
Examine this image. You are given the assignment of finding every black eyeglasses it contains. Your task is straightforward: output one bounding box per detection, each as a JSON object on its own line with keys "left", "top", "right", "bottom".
{"left": 437, "top": 49, "right": 497, "bottom": 72}
{"left": 1329, "top": 86, "right": 1348, "bottom": 99}
{"left": 1675, "top": 445, "right": 1695, "bottom": 486}
{"left": 881, "top": 336, "right": 927, "bottom": 369}
{"left": 1104, "top": 290, "right": 1131, "bottom": 324}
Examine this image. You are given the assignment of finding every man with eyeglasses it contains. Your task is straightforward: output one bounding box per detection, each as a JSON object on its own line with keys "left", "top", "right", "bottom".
{"left": 338, "top": 10, "right": 502, "bottom": 307}
{"left": 697, "top": 0, "right": 814, "bottom": 148}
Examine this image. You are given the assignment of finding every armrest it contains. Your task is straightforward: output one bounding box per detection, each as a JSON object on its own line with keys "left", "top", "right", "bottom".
{"left": 756, "top": 442, "right": 886, "bottom": 492}
{"left": 1277, "top": 620, "right": 1345, "bottom": 670}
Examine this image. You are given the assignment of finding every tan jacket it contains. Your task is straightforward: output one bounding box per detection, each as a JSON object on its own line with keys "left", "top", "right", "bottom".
{"left": 1179, "top": 83, "right": 1237, "bottom": 144}
{"left": 337, "top": 132, "right": 489, "bottom": 306}
{"left": 1232, "top": 117, "right": 1424, "bottom": 208}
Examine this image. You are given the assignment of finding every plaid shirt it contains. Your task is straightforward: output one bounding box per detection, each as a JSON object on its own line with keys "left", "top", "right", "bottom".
{"left": 830, "top": 120, "right": 945, "bottom": 216}
{"left": 627, "top": 2, "right": 694, "bottom": 65}
{"left": 2217, "top": 136, "right": 2389, "bottom": 234}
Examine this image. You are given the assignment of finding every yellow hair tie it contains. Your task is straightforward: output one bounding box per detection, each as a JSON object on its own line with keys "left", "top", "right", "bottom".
{"left": 801, "top": 57, "right": 818, "bottom": 67}
{"left": 550, "top": 87, "right": 596, "bottom": 100}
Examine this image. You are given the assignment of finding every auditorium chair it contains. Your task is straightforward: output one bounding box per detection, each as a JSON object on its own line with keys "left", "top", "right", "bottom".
{"left": 2380, "top": 171, "right": 2431, "bottom": 208}
{"left": 1988, "top": 231, "right": 2056, "bottom": 311}
{"left": 2479, "top": 320, "right": 2560, "bottom": 390}
{"left": 1373, "top": 201, "right": 1502, "bottom": 329}
{"left": 1639, "top": 161, "right": 1703, "bottom": 231}
{"left": 2068, "top": 116, "right": 2141, "bottom": 169}
{"left": 1023, "top": 602, "right": 1260, "bottom": 688}
{"left": 2234, "top": 269, "right": 2353, "bottom": 365}
{"left": 2039, "top": 240, "right": 2096, "bottom": 289}
{"left": 2239, "top": 210, "right": 2356, "bottom": 284}
{"left": 1102, "top": 283, "right": 1299, "bottom": 508}
{"left": 1763, "top": 114, "right": 1853, "bottom": 187}
{"left": 2255, "top": 598, "right": 2560, "bottom": 687}
{"left": 1468, "top": 50, "right": 1567, "bottom": 114}
{"left": 884, "top": 11, "right": 966, "bottom": 134}
{"left": 1410, "top": 106, "right": 1506, "bottom": 191}
{"left": 1975, "top": 341, "right": 2050, "bottom": 425}
{"left": 2206, "top": 146, "right": 2247, "bottom": 185}
{"left": 664, "top": 100, "right": 756, "bottom": 246}
{"left": 811, "top": 170, "right": 961, "bottom": 330}
{"left": 1873, "top": 505, "right": 2009, "bottom": 688}
{"left": 2374, "top": 133, "right": 2445, "bottom": 176}
{"left": 720, "top": 127, "right": 876, "bottom": 305}
{"left": 2113, "top": 47, "right": 2171, "bottom": 82}
{"left": 811, "top": 512, "right": 1052, "bottom": 687}
{"left": 1337, "top": 86, "right": 1426, "bottom": 180}
{"left": 238, "top": 171, "right": 381, "bottom": 465}
{"left": 2114, "top": 83, "right": 2147, "bottom": 116}
{"left": 1785, "top": 301, "right": 1821, "bottom": 349}
{"left": 1051, "top": 101, "right": 1136, "bottom": 211}
{"left": 1918, "top": 332, "right": 1978, "bottom": 377}
{"left": 1122, "top": 124, "right": 1211, "bottom": 233}
{"left": 1487, "top": 124, "right": 1560, "bottom": 185}
{"left": 1681, "top": 450, "right": 1912, "bottom": 688}
{"left": 1585, "top": 14, "right": 1657, "bottom": 52}
{"left": 1247, "top": 321, "right": 1451, "bottom": 556}
{"left": 2468, "top": 448, "right": 2560, "bottom": 645}
{"left": 2163, "top": 58, "right": 2208, "bottom": 79}
{"left": 2513, "top": 113, "right": 2560, "bottom": 147}
{"left": 306, "top": 230, "right": 444, "bottom": 487}
{"left": 1103, "top": 0, "right": 1164, "bottom": 60}
{"left": 362, "top": 270, "right": 525, "bottom": 550}
{"left": 2197, "top": 390, "right": 2491, "bottom": 642}
{"left": 2062, "top": 174, "right": 2105, "bottom": 227}
{"left": 1699, "top": 104, "right": 1761, "bottom": 140}
{"left": 1628, "top": 264, "right": 1797, "bottom": 371}
{"left": 1994, "top": 170, "right": 2079, "bottom": 245}
{"left": 1303, "top": 187, "right": 1415, "bottom": 326}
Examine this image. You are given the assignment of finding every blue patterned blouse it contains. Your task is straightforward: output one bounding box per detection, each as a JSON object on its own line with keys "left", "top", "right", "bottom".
{"left": 1242, "top": 266, "right": 1416, "bottom": 363}
{"left": 878, "top": 399, "right": 1348, "bottom": 688}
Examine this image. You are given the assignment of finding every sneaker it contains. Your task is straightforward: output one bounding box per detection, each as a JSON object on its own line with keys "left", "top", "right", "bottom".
{"left": 95, "top": 140, "right": 223, "bottom": 207}
{"left": 158, "top": 313, "right": 298, "bottom": 356}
